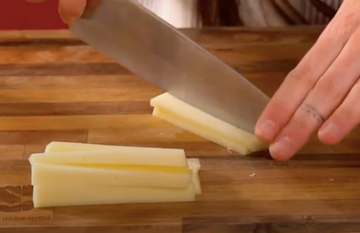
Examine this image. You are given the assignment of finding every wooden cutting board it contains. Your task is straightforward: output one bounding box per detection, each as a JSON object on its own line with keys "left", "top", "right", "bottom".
{"left": 1, "top": 27, "right": 360, "bottom": 233}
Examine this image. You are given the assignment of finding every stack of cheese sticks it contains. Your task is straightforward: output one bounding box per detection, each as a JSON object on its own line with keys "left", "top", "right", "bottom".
{"left": 150, "top": 93, "right": 269, "bottom": 155}
{"left": 28, "top": 141, "right": 201, "bottom": 208}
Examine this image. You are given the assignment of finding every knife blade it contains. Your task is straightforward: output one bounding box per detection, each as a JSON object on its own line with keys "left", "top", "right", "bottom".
{"left": 69, "top": 0, "right": 270, "bottom": 133}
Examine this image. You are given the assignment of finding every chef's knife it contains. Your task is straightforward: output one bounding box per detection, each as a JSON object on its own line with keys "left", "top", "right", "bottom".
{"left": 70, "top": 0, "right": 270, "bottom": 133}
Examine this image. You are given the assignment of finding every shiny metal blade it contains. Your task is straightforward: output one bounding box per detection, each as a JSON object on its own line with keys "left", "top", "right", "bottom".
{"left": 70, "top": 0, "right": 270, "bottom": 133}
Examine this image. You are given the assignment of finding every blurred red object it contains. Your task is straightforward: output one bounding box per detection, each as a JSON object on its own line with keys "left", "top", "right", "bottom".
{"left": 0, "top": 0, "right": 67, "bottom": 30}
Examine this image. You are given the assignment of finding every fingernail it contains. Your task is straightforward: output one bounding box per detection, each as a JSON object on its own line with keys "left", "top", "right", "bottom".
{"left": 269, "top": 136, "right": 293, "bottom": 161}
{"left": 319, "top": 122, "right": 338, "bottom": 141}
{"left": 255, "top": 120, "right": 276, "bottom": 140}
{"left": 58, "top": 2, "right": 84, "bottom": 25}
{"left": 59, "top": 13, "right": 77, "bottom": 25}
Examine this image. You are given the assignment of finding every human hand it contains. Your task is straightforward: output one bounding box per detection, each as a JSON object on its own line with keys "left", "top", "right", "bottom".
{"left": 26, "top": 0, "right": 86, "bottom": 24}
{"left": 254, "top": 0, "right": 360, "bottom": 161}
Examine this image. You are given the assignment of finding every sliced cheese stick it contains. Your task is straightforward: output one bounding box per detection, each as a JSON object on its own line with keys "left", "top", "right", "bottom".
{"left": 31, "top": 163, "right": 192, "bottom": 189}
{"left": 43, "top": 142, "right": 187, "bottom": 167}
{"left": 33, "top": 184, "right": 195, "bottom": 208}
{"left": 30, "top": 150, "right": 187, "bottom": 168}
{"left": 150, "top": 93, "right": 269, "bottom": 155}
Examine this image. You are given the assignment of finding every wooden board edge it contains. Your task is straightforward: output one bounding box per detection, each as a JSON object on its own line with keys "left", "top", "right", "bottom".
{"left": 0, "top": 26, "right": 325, "bottom": 42}
{"left": 0, "top": 30, "right": 80, "bottom": 44}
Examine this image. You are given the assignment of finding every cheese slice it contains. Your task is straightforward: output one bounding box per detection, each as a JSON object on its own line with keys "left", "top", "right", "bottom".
{"left": 150, "top": 93, "right": 269, "bottom": 155}
{"left": 187, "top": 158, "right": 202, "bottom": 194}
{"left": 43, "top": 142, "right": 187, "bottom": 167}
{"left": 33, "top": 184, "right": 195, "bottom": 208}
{"left": 31, "top": 162, "right": 192, "bottom": 188}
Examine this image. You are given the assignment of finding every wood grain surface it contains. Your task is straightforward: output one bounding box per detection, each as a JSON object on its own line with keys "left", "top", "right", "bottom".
{"left": 1, "top": 26, "right": 360, "bottom": 233}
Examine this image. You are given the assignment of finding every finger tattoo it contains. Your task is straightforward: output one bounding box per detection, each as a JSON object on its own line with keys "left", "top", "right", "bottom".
{"left": 302, "top": 104, "right": 325, "bottom": 124}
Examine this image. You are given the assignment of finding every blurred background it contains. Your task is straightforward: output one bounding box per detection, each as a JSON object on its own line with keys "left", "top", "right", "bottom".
{"left": 0, "top": 0, "right": 67, "bottom": 30}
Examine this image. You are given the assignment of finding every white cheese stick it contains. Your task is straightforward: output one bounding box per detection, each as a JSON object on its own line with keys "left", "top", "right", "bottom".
{"left": 43, "top": 142, "right": 187, "bottom": 167}
{"left": 29, "top": 150, "right": 187, "bottom": 168}
{"left": 187, "top": 158, "right": 202, "bottom": 194}
{"left": 33, "top": 184, "right": 195, "bottom": 208}
{"left": 31, "top": 163, "right": 192, "bottom": 189}
{"left": 150, "top": 93, "right": 269, "bottom": 155}
{"left": 41, "top": 141, "right": 202, "bottom": 194}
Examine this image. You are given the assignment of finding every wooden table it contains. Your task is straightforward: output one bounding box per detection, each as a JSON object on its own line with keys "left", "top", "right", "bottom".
{"left": 1, "top": 26, "right": 360, "bottom": 233}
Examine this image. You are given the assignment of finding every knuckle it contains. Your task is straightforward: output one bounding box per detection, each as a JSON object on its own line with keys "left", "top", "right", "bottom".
{"left": 340, "top": 11, "right": 359, "bottom": 26}
{"left": 340, "top": 92, "right": 360, "bottom": 123}
{"left": 328, "top": 11, "right": 360, "bottom": 38}
{"left": 285, "top": 69, "right": 298, "bottom": 81}
{"left": 316, "top": 76, "right": 343, "bottom": 100}
{"left": 287, "top": 68, "right": 315, "bottom": 89}
{"left": 329, "top": 86, "right": 360, "bottom": 133}
{"left": 343, "top": 12, "right": 360, "bottom": 28}
{"left": 339, "top": 107, "right": 355, "bottom": 123}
